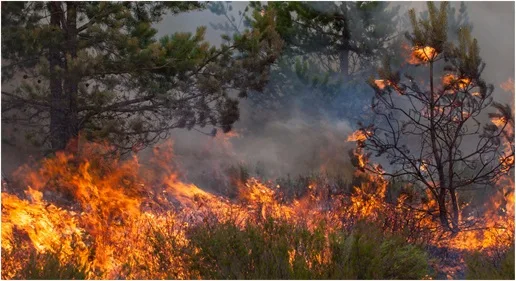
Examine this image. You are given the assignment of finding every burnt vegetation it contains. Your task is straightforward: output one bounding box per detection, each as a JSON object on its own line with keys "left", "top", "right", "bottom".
{"left": 1, "top": 1, "right": 514, "bottom": 280}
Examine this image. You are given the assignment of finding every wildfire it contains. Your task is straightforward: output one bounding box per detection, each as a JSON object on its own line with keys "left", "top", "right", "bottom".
{"left": 1, "top": 141, "right": 353, "bottom": 278}
{"left": 374, "top": 79, "right": 390, "bottom": 90}
{"left": 443, "top": 74, "right": 471, "bottom": 91}
{"left": 404, "top": 44, "right": 438, "bottom": 64}
{"left": 491, "top": 116, "right": 508, "bottom": 128}
{"left": 1, "top": 129, "right": 513, "bottom": 278}
{"left": 1, "top": 190, "right": 85, "bottom": 256}
{"left": 347, "top": 129, "right": 372, "bottom": 142}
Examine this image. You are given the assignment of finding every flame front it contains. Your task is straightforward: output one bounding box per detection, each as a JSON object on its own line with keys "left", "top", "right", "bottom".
{"left": 1, "top": 126, "right": 513, "bottom": 278}
{"left": 1, "top": 141, "right": 353, "bottom": 278}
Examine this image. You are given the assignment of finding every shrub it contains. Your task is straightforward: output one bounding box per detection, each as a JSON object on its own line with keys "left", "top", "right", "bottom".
{"left": 328, "top": 222, "right": 430, "bottom": 279}
{"left": 17, "top": 252, "right": 86, "bottom": 280}
{"left": 465, "top": 246, "right": 515, "bottom": 280}
{"left": 188, "top": 219, "right": 430, "bottom": 280}
{"left": 188, "top": 219, "right": 307, "bottom": 279}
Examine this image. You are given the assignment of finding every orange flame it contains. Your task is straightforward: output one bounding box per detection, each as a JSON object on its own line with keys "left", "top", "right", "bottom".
{"left": 443, "top": 74, "right": 471, "bottom": 91}
{"left": 374, "top": 79, "right": 390, "bottom": 90}
{"left": 1, "top": 130, "right": 513, "bottom": 278}
{"left": 492, "top": 116, "right": 508, "bottom": 128}
{"left": 404, "top": 44, "right": 438, "bottom": 64}
{"left": 347, "top": 129, "right": 372, "bottom": 142}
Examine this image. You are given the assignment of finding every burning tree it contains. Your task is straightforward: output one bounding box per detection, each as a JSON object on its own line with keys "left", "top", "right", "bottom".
{"left": 1, "top": 2, "right": 282, "bottom": 153}
{"left": 358, "top": 2, "right": 514, "bottom": 232}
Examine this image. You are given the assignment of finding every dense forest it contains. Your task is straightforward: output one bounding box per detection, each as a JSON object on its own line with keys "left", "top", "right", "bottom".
{"left": 1, "top": 1, "right": 514, "bottom": 280}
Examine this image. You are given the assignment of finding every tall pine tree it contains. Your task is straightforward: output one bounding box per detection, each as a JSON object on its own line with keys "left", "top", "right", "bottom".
{"left": 2, "top": 2, "right": 282, "bottom": 153}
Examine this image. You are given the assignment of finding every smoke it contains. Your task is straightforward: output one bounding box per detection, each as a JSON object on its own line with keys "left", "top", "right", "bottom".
{"left": 2, "top": 2, "right": 514, "bottom": 188}
{"left": 157, "top": 98, "right": 353, "bottom": 182}
{"left": 155, "top": 2, "right": 512, "bottom": 189}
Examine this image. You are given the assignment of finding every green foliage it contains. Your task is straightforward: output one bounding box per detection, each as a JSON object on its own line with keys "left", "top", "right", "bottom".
{"left": 466, "top": 247, "right": 515, "bottom": 280}
{"left": 188, "top": 220, "right": 298, "bottom": 279}
{"left": 188, "top": 219, "right": 430, "bottom": 280}
{"left": 2, "top": 1, "right": 282, "bottom": 152}
{"left": 407, "top": 2, "right": 448, "bottom": 53}
{"left": 17, "top": 252, "right": 87, "bottom": 280}
{"left": 240, "top": 1, "right": 401, "bottom": 123}
{"left": 328, "top": 222, "right": 429, "bottom": 279}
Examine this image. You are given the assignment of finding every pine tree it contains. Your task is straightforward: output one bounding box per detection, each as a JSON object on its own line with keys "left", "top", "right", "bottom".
{"left": 242, "top": 1, "right": 401, "bottom": 122}
{"left": 1, "top": 2, "right": 282, "bottom": 153}
{"left": 358, "top": 2, "right": 514, "bottom": 231}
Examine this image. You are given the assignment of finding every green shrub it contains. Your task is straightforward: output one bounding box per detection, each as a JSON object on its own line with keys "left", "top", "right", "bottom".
{"left": 188, "top": 219, "right": 429, "bottom": 280}
{"left": 18, "top": 252, "right": 87, "bottom": 280}
{"left": 466, "top": 246, "right": 515, "bottom": 280}
{"left": 188, "top": 220, "right": 295, "bottom": 279}
{"left": 328, "top": 222, "right": 429, "bottom": 279}
{"left": 371, "top": 237, "right": 429, "bottom": 279}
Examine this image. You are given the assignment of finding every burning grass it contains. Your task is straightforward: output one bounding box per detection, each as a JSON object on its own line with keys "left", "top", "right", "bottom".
{"left": 1, "top": 137, "right": 514, "bottom": 279}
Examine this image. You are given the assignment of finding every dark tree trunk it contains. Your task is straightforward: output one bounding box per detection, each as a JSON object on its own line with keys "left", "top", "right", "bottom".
{"left": 340, "top": 49, "right": 349, "bottom": 79}
{"left": 449, "top": 189, "right": 460, "bottom": 231}
{"left": 429, "top": 61, "right": 451, "bottom": 231}
{"left": 64, "top": 1, "right": 79, "bottom": 153}
{"left": 437, "top": 189, "right": 450, "bottom": 230}
{"left": 339, "top": 4, "right": 350, "bottom": 80}
{"left": 48, "top": 2, "right": 68, "bottom": 151}
{"left": 48, "top": 2, "right": 79, "bottom": 152}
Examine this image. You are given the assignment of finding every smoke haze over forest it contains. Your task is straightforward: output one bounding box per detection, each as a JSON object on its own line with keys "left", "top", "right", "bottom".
{"left": 1, "top": 2, "right": 514, "bottom": 279}
{"left": 148, "top": 1, "right": 515, "bottom": 184}
{"left": 2, "top": 2, "right": 514, "bottom": 182}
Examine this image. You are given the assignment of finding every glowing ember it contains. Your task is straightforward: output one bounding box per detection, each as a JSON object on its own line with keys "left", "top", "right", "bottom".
{"left": 500, "top": 155, "right": 515, "bottom": 173}
{"left": 374, "top": 79, "right": 390, "bottom": 90}
{"left": 404, "top": 44, "right": 438, "bottom": 64}
{"left": 491, "top": 116, "right": 508, "bottom": 127}
{"left": 347, "top": 129, "right": 372, "bottom": 142}
{"left": 420, "top": 160, "right": 428, "bottom": 172}
{"left": 443, "top": 74, "right": 471, "bottom": 91}
{"left": 471, "top": 91, "right": 482, "bottom": 97}
{"left": 412, "top": 46, "right": 437, "bottom": 62}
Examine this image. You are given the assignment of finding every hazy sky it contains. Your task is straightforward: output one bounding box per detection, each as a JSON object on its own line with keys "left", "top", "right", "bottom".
{"left": 150, "top": 2, "right": 515, "bottom": 179}
{"left": 409, "top": 1, "right": 515, "bottom": 101}
{"left": 3, "top": 2, "right": 514, "bottom": 177}
{"left": 155, "top": 1, "right": 515, "bottom": 103}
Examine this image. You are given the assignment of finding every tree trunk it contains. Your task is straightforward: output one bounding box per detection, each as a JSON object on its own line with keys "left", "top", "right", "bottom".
{"left": 340, "top": 4, "right": 350, "bottom": 80}
{"left": 437, "top": 189, "right": 450, "bottom": 230}
{"left": 449, "top": 189, "right": 460, "bottom": 232}
{"left": 64, "top": 1, "right": 79, "bottom": 153}
{"left": 340, "top": 49, "right": 349, "bottom": 78}
{"left": 48, "top": 2, "right": 79, "bottom": 152}
{"left": 429, "top": 61, "right": 450, "bottom": 231}
{"left": 48, "top": 2, "right": 68, "bottom": 151}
